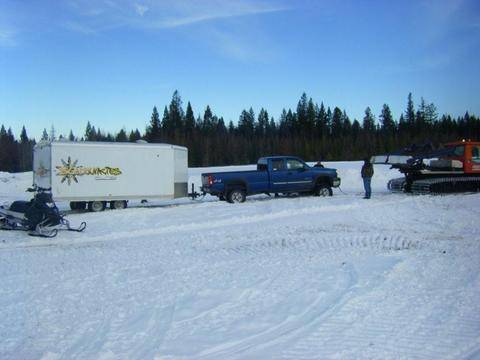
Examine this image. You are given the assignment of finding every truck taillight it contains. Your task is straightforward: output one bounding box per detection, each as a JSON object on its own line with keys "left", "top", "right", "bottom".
{"left": 208, "top": 175, "right": 214, "bottom": 186}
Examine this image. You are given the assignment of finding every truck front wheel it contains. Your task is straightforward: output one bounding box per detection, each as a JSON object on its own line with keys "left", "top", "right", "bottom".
{"left": 88, "top": 201, "right": 106, "bottom": 212}
{"left": 227, "top": 189, "right": 246, "bottom": 203}
{"left": 315, "top": 185, "right": 333, "bottom": 197}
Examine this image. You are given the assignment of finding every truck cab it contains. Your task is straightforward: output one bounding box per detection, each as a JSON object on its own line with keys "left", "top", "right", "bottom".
{"left": 444, "top": 140, "right": 480, "bottom": 174}
{"left": 202, "top": 156, "right": 341, "bottom": 203}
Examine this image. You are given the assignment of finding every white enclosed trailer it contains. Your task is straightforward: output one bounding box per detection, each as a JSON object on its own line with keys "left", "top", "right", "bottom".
{"left": 33, "top": 141, "right": 188, "bottom": 211}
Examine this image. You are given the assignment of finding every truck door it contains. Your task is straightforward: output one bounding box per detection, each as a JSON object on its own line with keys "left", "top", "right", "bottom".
{"left": 269, "top": 159, "right": 289, "bottom": 192}
{"left": 285, "top": 158, "right": 314, "bottom": 191}
{"left": 468, "top": 144, "right": 480, "bottom": 173}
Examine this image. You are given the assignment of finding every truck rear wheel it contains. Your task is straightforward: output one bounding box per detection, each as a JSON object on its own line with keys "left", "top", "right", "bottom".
{"left": 110, "top": 200, "right": 127, "bottom": 210}
{"left": 227, "top": 189, "right": 246, "bottom": 203}
{"left": 88, "top": 201, "right": 106, "bottom": 212}
{"left": 315, "top": 185, "right": 333, "bottom": 197}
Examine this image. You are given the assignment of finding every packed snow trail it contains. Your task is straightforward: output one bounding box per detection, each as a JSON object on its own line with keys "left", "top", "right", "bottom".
{"left": 1, "top": 163, "right": 480, "bottom": 359}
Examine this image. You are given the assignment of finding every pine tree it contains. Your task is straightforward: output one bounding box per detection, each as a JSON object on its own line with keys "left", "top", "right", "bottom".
{"left": 296, "top": 93, "right": 308, "bottom": 135}
{"left": 41, "top": 128, "right": 49, "bottom": 141}
{"left": 342, "top": 110, "right": 352, "bottom": 136}
{"left": 286, "top": 109, "right": 297, "bottom": 135}
{"left": 326, "top": 107, "right": 332, "bottom": 135}
{"left": 49, "top": 125, "right": 56, "bottom": 141}
{"left": 362, "top": 107, "right": 376, "bottom": 133}
{"left": 168, "top": 90, "right": 184, "bottom": 140}
{"left": 415, "top": 97, "right": 427, "bottom": 132}
{"left": 238, "top": 108, "right": 255, "bottom": 137}
{"left": 68, "top": 130, "right": 75, "bottom": 141}
{"left": 185, "top": 102, "right": 195, "bottom": 137}
{"left": 331, "top": 107, "right": 343, "bottom": 138}
{"left": 116, "top": 128, "right": 128, "bottom": 142}
{"left": 256, "top": 108, "right": 269, "bottom": 137}
{"left": 268, "top": 116, "right": 276, "bottom": 136}
{"left": 306, "top": 98, "right": 316, "bottom": 136}
{"left": 405, "top": 93, "right": 416, "bottom": 131}
{"left": 352, "top": 119, "right": 361, "bottom": 142}
{"left": 315, "top": 102, "right": 327, "bottom": 137}
{"left": 379, "top": 104, "right": 395, "bottom": 134}
{"left": 84, "top": 122, "right": 93, "bottom": 141}
{"left": 228, "top": 120, "right": 235, "bottom": 134}
{"left": 425, "top": 102, "right": 438, "bottom": 124}
{"left": 202, "top": 106, "right": 214, "bottom": 134}
{"left": 129, "top": 129, "right": 142, "bottom": 142}
{"left": 18, "top": 126, "right": 33, "bottom": 171}
{"left": 278, "top": 109, "right": 289, "bottom": 137}
{"left": 146, "top": 106, "right": 161, "bottom": 142}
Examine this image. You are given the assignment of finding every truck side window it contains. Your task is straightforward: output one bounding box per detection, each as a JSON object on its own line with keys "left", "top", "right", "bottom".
{"left": 453, "top": 146, "right": 465, "bottom": 157}
{"left": 271, "top": 159, "right": 284, "bottom": 171}
{"left": 472, "top": 146, "right": 480, "bottom": 163}
{"left": 286, "top": 159, "right": 304, "bottom": 170}
{"left": 257, "top": 163, "right": 267, "bottom": 171}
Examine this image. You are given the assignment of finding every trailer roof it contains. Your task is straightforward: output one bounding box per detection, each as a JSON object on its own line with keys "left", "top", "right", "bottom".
{"left": 41, "top": 140, "right": 187, "bottom": 151}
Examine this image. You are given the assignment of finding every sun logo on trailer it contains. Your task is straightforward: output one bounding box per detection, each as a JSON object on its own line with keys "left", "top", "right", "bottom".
{"left": 56, "top": 157, "right": 123, "bottom": 185}
{"left": 56, "top": 157, "right": 79, "bottom": 185}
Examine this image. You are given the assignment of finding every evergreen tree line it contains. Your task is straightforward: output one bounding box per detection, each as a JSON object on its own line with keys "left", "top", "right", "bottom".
{"left": 0, "top": 125, "right": 35, "bottom": 173}
{"left": 1, "top": 91, "right": 480, "bottom": 171}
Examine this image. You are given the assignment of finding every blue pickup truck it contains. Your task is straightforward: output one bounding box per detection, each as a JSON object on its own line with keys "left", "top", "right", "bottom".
{"left": 201, "top": 156, "right": 341, "bottom": 203}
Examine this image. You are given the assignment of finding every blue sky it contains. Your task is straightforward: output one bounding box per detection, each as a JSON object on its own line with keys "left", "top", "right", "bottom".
{"left": 1, "top": 0, "right": 479, "bottom": 139}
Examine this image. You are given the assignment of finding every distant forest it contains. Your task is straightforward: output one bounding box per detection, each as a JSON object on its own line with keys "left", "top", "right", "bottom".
{"left": 1, "top": 91, "right": 479, "bottom": 172}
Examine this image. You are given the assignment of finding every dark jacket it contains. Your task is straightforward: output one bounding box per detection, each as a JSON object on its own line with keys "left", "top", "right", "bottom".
{"left": 361, "top": 162, "right": 374, "bottom": 178}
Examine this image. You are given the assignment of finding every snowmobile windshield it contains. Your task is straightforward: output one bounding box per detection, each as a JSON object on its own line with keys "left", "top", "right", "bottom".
{"left": 36, "top": 192, "right": 54, "bottom": 203}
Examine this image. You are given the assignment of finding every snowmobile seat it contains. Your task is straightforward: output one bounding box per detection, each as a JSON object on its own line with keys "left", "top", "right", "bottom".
{"left": 10, "top": 200, "right": 32, "bottom": 214}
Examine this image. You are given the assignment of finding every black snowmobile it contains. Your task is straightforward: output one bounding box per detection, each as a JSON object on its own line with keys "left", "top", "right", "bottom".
{"left": 0, "top": 186, "right": 86, "bottom": 238}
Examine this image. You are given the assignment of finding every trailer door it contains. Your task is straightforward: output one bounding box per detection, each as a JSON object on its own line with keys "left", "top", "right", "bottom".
{"left": 33, "top": 143, "right": 52, "bottom": 189}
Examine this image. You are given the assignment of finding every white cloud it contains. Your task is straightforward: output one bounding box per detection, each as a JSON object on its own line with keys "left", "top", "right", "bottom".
{"left": 64, "top": 0, "right": 288, "bottom": 31}
{"left": 60, "top": 0, "right": 289, "bottom": 61}
{"left": 134, "top": 3, "right": 148, "bottom": 17}
{"left": 155, "top": 2, "right": 288, "bottom": 28}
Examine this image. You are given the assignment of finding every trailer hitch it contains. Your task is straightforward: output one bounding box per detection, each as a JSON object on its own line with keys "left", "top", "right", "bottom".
{"left": 188, "top": 183, "right": 206, "bottom": 200}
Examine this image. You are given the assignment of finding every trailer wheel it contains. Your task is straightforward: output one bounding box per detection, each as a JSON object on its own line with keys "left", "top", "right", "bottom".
{"left": 227, "top": 189, "right": 246, "bottom": 203}
{"left": 70, "top": 201, "right": 87, "bottom": 211}
{"left": 314, "top": 185, "right": 333, "bottom": 197}
{"left": 88, "top": 201, "right": 106, "bottom": 212}
{"left": 110, "top": 200, "right": 127, "bottom": 210}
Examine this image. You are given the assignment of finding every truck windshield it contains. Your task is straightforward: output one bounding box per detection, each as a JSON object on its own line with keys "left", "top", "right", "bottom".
{"left": 473, "top": 146, "right": 480, "bottom": 163}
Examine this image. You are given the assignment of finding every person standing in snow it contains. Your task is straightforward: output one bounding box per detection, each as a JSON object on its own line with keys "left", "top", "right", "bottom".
{"left": 361, "top": 157, "right": 374, "bottom": 199}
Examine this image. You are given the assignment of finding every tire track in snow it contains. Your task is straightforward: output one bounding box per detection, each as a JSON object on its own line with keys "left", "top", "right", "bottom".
{"left": 194, "top": 263, "right": 360, "bottom": 360}
{"left": 0, "top": 198, "right": 412, "bottom": 251}
{"left": 198, "top": 231, "right": 425, "bottom": 264}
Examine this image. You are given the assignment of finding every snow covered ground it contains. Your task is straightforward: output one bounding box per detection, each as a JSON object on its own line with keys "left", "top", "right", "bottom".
{"left": 1, "top": 162, "right": 480, "bottom": 359}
